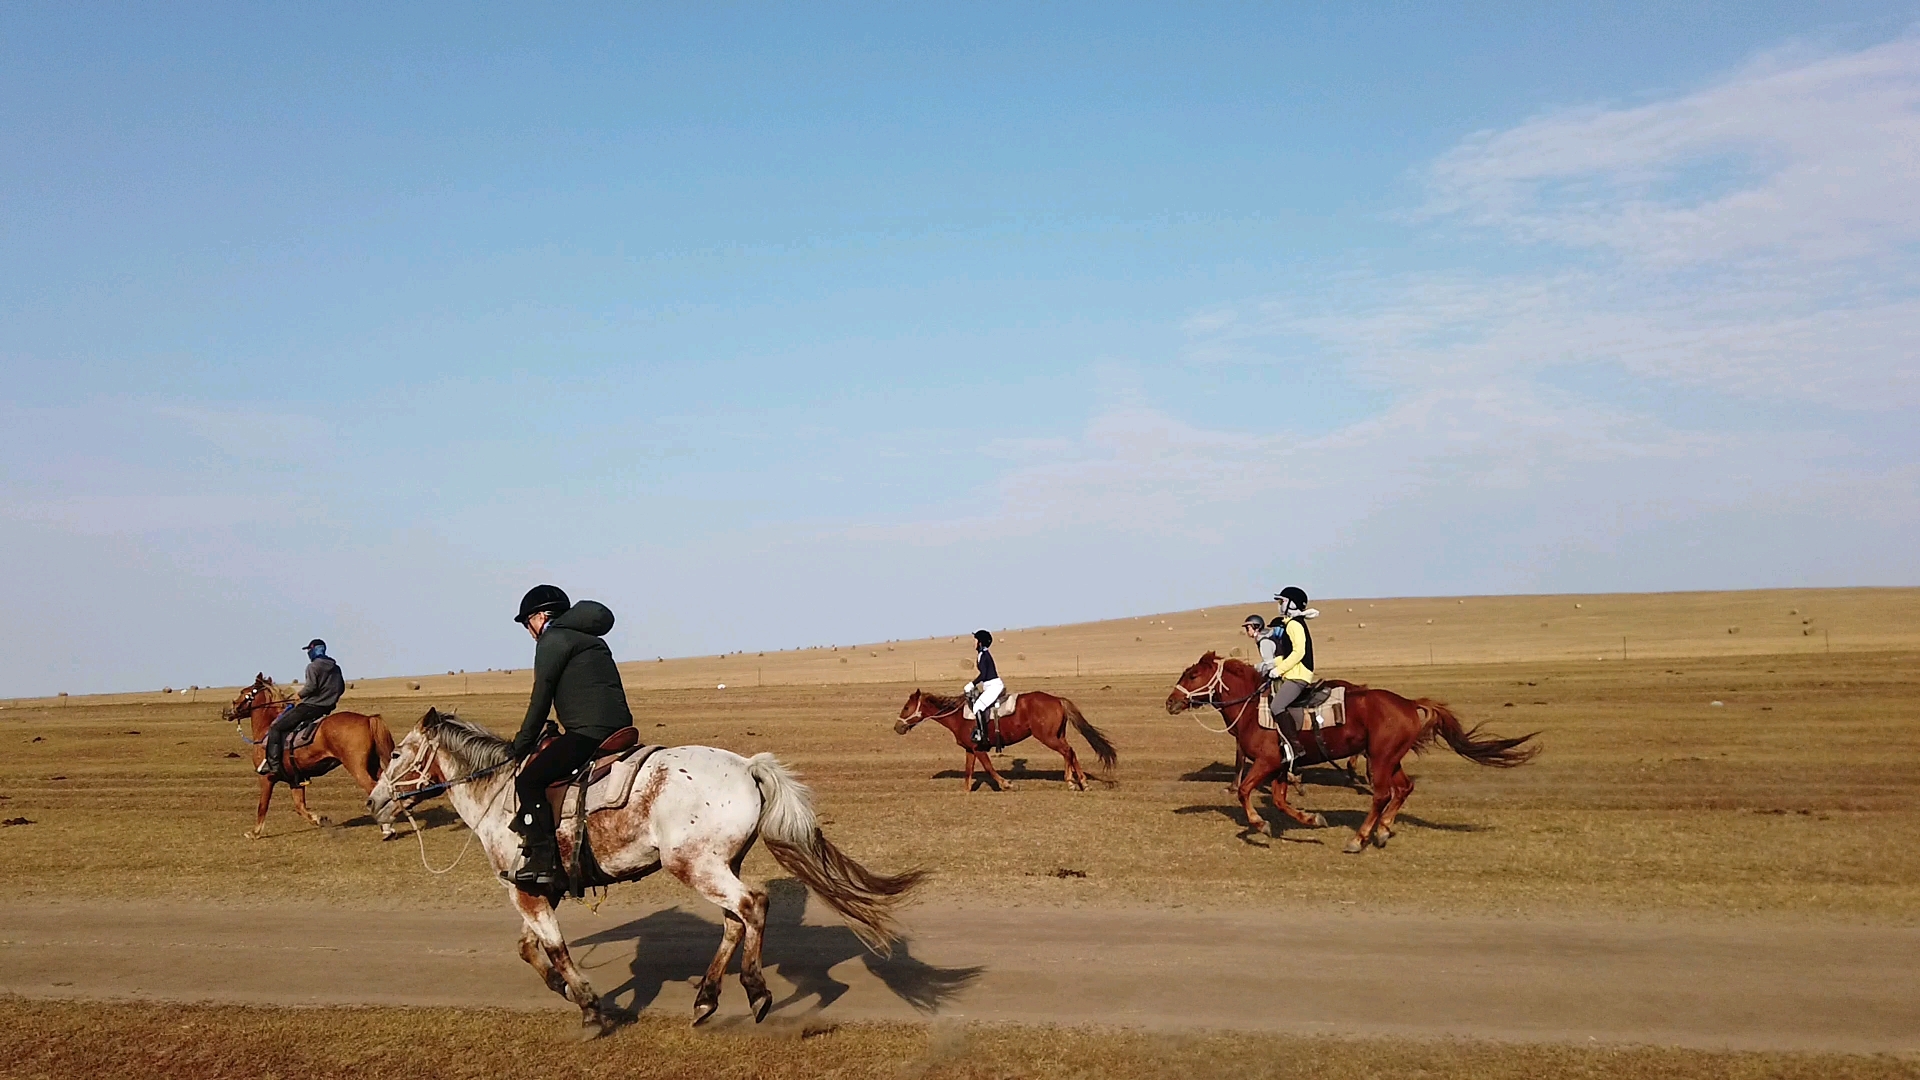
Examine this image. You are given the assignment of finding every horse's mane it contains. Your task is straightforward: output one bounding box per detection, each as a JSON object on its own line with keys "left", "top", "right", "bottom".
{"left": 420, "top": 710, "right": 513, "bottom": 772}
{"left": 916, "top": 690, "right": 963, "bottom": 710}
{"left": 1190, "top": 651, "right": 1258, "bottom": 681}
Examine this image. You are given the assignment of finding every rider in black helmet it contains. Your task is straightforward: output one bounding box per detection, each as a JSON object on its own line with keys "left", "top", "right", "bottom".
{"left": 257, "top": 639, "right": 344, "bottom": 780}
{"left": 505, "top": 585, "right": 635, "bottom": 893}
{"left": 966, "top": 629, "right": 1002, "bottom": 751}
{"left": 1261, "top": 587, "right": 1318, "bottom": 714}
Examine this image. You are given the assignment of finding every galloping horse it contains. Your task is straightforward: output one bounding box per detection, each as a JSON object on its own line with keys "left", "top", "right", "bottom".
{"left": 368, "top": 709, "right": 924, "bottom": 1037}
{"left": 224, "top": 674, "right": 396, "bottom": 840}
{"left": 1166, "top": 653, "right": 1537, "bottom": 853}
{"left": 896, "top": 689, "right": 1117, "bottom": 791}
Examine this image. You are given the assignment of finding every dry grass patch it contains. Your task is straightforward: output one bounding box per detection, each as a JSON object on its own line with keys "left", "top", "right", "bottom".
{"left": 2, "top": 652, "right": 1917, "bottom": 918}
{"left": 2, "top": 998, "right": 1915, "bottom": 1080}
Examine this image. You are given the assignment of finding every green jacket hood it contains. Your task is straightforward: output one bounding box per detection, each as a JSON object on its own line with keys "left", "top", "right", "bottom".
{"left": 551, "top": 600, "right": 615, "bottom": 637}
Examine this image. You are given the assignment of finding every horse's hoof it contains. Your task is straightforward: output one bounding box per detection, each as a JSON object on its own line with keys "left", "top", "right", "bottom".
{"left": 315, "top": 816, "right": 331, "bottom": 828}
{"left": 691, "top": 1000, "right": 718, "bottom": 1027}
{"left": 750, "top": 990, "right": 774, "bottom": 1023}
{"left": 1372, "top": 830, "right": 1388, "bottom": 849}
{"left": 1311, "top": 813, "right": 1329, "bottom": 828}
{"left": 578, "top": 1013, "right": 612, "bottom": 1041}
{"left": 244, "top": 830, "right": 262, "bottom": 840}
{"left": 1343, "top": 836, "right": 1365, "bottom": 854}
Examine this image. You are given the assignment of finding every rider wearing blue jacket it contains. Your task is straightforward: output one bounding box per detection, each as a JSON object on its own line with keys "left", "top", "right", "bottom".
{"left": 257, "top": 640, "right": 344, "bottom": 779}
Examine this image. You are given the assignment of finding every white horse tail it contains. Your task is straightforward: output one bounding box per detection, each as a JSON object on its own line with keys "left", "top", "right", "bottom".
{"left": 746, "top": 753, "right": 925, "bottom": 955}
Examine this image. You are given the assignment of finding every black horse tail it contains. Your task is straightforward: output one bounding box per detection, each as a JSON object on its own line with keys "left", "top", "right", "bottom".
{"left": 1419, "top": 700, "right": 1539, "bottom": 768}
{"left": 1063, "top": 700, "right": 1118, "bottom": 770}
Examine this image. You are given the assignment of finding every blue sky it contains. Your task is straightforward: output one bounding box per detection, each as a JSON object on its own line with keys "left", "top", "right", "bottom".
{"left": 4, "top": 3, "right": 1917, "bottom": 695}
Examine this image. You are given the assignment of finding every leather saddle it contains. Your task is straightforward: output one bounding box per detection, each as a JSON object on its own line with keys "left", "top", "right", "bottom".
{"left": 539, "top": 727, "right": 647, "bottom": 810}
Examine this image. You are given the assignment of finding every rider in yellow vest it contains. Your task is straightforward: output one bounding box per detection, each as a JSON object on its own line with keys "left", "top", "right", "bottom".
{"left": 1258, "top": 586, "right": 1318, "bottom": 715}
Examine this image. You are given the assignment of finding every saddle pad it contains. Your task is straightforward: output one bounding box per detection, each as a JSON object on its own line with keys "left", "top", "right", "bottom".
{"left": 1288, "top": 685, "right": 1347, "bottom": 731}
{"left": 288, "top": 718, "right": 325, "bottom": 752}
{"left": 556, "top": 744, "right": 664, "bottom": 818}
{"left": 964, "top": 693, "right": 1019, "bottom": 722}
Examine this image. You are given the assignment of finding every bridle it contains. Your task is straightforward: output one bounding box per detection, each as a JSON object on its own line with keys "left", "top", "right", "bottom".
{"left": 225, "top": 681, "right": 284, "bottom": 722}
{"left": 383, "top": 733, "right": 514, "bottom": 808}
{"left": 900, "top": 693, "right": 963, "bottom": 728}
{"left": 1176, "top": 657, "right": 1263, "bottom": 734}
{"left": 379, "top": 733, "right": 510, "bottom": 877}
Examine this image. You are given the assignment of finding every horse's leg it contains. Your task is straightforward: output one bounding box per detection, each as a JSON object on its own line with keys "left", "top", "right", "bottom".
{"left": 1346, "top": 753, "right": 1399, "bottom": 855}
{"left": 674, "top": 851, "right": 771, "bottom": 1025}
{"left": 337, "top": 734, "right": 396, "bottom": 840}
{"left": 290, "top": 782, "right": 326, "bottom": 828}
{"left": 245, "top": 775, "right": 273, "bottom": 839}
{"left": 1267, "top": 775, "right": 1327, "bottom": 829}
{"left": 519, "top": 927, "right": 569, "bottom": 997}
{"left": 962, "top": 750, "right": 976, "bottom": 791}
{"left": 511, "top": 888, "right": 609, "bottom": 1037}
{"left": 1032, "top": 724, "right": 1084, "bottom": 791}
{"left": 1237, "top": 754, "right": 1280, "bottom": 835}
{"left": 1375, "top": 767, "right": 1415, "bottom": 844}
{"left": 976, "top": 751, "right": 1014, "bottom": 791}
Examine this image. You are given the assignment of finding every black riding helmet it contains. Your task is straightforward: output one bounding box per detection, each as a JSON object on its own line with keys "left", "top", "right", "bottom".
{"left": 1275, "top": 586, "right": 1309, "bottom": 609}
{"left": 974, "top": 629, "right": 992, "bottom": 648}
{"left": 1242, "top": 615, "right": 1266, "bottom": 631}
{"left": 515, "top": 584, "right": 571, "bottom": 625}
{"left": 303, "top": 638, "right": 326, "bottom": 651}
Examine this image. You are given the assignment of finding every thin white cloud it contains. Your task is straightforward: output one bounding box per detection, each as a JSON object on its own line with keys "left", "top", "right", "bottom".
{"left": 1425, "top": 36, "right": 1920, "bottom": 265}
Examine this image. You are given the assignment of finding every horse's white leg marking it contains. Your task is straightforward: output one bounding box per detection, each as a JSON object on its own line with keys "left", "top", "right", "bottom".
{"left": 511, "top": 887, "right": 606, "bottom": 1034}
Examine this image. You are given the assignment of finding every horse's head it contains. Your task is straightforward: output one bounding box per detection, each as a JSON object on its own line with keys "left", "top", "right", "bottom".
{"left": 366, "top": 708, "right": 449, "bottom": 824}
{"left": 895, "top": 689, "right": 960, "bottom": 734}
{"left": 223, "top": 673, "right": 276, "bottom": 722}
{"left": 1166, "top": 651, "right": 1236, "bottom": 714}
{"left": 894, "top": 690, "right": 924, "bottom": 733}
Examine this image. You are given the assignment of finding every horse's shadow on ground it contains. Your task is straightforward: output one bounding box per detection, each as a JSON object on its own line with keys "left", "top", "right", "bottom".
{"left": 330, "top": 804, "right": 462, "bottom": 833}
{"left": 930, "top": 758, "right": 1119, "bottom": 791}
{"left": 574, "top": 879, "right": 982, "bottom": 1022}
{"left": 1172, "top": 804, "right": 1492, "bottom": 847}
{"left": 1179, "top": 760, "right": 1368, "bottom": 792}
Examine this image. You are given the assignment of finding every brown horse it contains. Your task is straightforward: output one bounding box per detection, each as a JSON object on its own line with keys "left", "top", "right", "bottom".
{"left": 224, "top": 673, "right": 397, "bottom": 840}
{"left": 895, "top": 689, "right": 1117, "bottom": 791}
{"left": 1165, "top": 653, "right": 1537, "bottom": 853}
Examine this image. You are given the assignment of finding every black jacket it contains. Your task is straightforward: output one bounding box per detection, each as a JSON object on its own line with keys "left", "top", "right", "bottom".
{"left": 975, "top": 647, "right": 999, "bottom": 684}
{"left": 298, "top": 656, "right": 345, "bottom": 710}
{"left": 511, "top": 601, "right": 634, "bottom": 758}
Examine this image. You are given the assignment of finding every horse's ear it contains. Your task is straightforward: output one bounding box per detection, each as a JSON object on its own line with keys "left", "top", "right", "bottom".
{"left": 422, "top": 707, "right": 440, "bottom": 723}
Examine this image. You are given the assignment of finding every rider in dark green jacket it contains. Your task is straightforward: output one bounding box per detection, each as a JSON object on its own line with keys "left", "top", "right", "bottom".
{"left": 507, "top": 585, "right": 634, "bottom": 892}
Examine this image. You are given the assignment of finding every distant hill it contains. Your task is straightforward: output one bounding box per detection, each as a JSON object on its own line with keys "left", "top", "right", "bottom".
{"left": 13, "top": 586, "right": 1914, "bottom": 707}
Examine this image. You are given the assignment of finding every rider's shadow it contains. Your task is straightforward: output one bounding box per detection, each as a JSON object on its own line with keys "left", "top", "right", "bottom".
{"left": 576, "top": 879, "right": 981, "bottom": 1019}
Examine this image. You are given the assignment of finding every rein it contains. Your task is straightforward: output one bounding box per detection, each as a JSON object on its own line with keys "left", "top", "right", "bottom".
{"left": 228, "top": 686, "right": 293, "bottom": 746}
{"left": 394, "top": 758, "right": 512, "bottom": 807}
{"left": 384, "top": 735, "right": 515, "bottom": 875}
{"left": 904, "top": 695, "right": 964, "bottom": 725}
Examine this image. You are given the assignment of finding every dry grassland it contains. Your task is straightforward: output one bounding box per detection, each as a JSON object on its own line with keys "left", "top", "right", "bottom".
{"left": 1, "top": 589, "right": 1916, "bottom": 918}
{"left": 2, "top": 998, "right": 1914, "bottom": 1080}
{"left": 3, "top": 588, "right": 1918, "bottom": 1077}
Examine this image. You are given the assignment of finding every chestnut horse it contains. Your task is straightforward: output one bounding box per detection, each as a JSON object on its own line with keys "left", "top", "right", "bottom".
{"left": 895, "top": 689, "right": 1117, "bottom": 791}
{"left": 224, "top": 674, "right": 396, "bottom": 840}
{"left": 1165, "top": 653, "right": 1537, "bottom": 853}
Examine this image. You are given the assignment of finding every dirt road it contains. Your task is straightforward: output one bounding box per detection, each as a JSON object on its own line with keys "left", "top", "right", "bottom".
{"left": 3, "top": 898, "right": 1913, "bottom": 1053}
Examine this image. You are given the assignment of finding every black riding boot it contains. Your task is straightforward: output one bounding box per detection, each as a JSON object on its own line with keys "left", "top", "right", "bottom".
{"left": 972, "top": 709, "right": 991, "bottom": 752}
{"left": 257, "top": 731, "right": 285, "bottom": 778}
{"left": 508, "top": 805, "right": 563, "bottom": 893}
